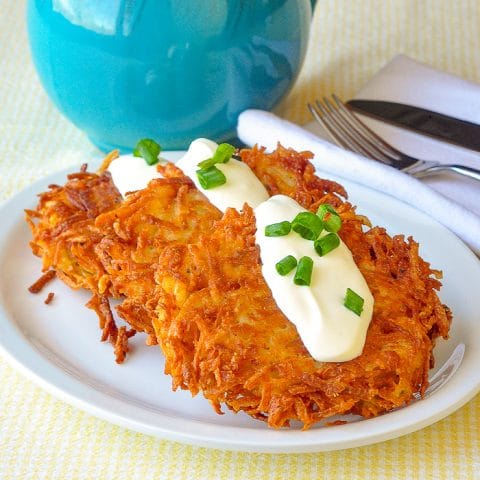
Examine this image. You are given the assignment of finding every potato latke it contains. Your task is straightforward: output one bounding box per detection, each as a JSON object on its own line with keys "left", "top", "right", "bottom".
{"left": 26, "top": 145, "right": 451, "bottom": 427}
{"left": 27, "top": 163, "right": 222, "bottom": 357}
{"left": 152, "top": 145, "right": 451, "bottom": 429}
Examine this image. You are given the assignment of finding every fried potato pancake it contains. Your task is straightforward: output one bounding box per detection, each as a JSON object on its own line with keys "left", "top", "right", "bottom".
{"left": 93, "top": 174, "right": 221, "bottom": 337}
{"left": 25, "top": 169, "right": 141, "bottom": 361}
{"left": 153, "top": 146, "right": 451, "bottom": 429}
{"left": 240, "top": 143, "right": 348, "bottom": 209}
{"left": 26, "top": 160, "right": 222, "bottom": 353}
{"left": 26, "top": 145, "right": 451, "bottom": 427}
{"left": 25, "top": 169, "right": 123, "bottom": 293}
{"left": 27, "top": 161, "right": 222, "bottom": 348}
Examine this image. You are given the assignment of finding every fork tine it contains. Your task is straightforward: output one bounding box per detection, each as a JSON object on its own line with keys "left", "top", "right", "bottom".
{"left": 307, "top": 102, "right": 353, "bottom": 150}
{"left": 331, "top": 94, "right": 403, "bottom": 160}
{"left": 315, "top": 98, "right": 382, "bottom": 156}
{"left": 308, "top": 100, "right": 376, "bottom": 156}
{"left": 310, "top": 98, "right": 480, "bottom": 181}
{"left": 323, "top": 97, "right": 396, "bottom": 164}
{"left": 313, "top": 99, "right": 393, "bottom": 164}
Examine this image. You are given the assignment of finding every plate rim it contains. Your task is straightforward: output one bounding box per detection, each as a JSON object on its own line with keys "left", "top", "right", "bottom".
{"left": 0, "top": 159, "right": 479, "bottom": 453}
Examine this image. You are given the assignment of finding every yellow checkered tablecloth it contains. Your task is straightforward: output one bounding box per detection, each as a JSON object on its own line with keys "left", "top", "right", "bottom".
{"left": 1, "top": 1, "right": 479, "bottom": 478}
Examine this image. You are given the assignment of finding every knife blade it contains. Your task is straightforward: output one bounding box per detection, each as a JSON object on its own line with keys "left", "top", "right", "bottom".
{"left": 347, "top": 99, "right": 480, "bottom": 153}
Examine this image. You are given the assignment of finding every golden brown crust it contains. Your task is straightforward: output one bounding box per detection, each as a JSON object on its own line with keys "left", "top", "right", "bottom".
{"left": 25, "top": 170, "right": 122, "bottom": 294}
{"left": 240, "top": 144, "right": 348, "bottom": 208}
{"left": 153, "top": 146, "right": 452, "bottom": 429}
{"left": 26, "top": 145, "right": 452, "bottom": 425}
{"left": 93, "top": 175, "right": 222, "bottom": 336}
{"left": 26, "top": 162, "right": 222, "bottom": 356}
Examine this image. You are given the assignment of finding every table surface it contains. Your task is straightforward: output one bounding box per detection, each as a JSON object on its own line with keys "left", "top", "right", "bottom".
{"left": 1, "top": 1, "right": 479, "bottom": 479}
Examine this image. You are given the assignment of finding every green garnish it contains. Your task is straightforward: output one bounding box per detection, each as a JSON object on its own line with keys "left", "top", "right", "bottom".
{"left": 343, "top": 288, "right": 364, "bottom": 316}
{"left": 196, "top": 166, "right": 227, "bottom": 189}
{"left": 213, "top": 143, "right": 236, "bottom": 163}
{"left": 314, "top": 233, "right": 340, "bottom": 256}
{"left": 275, "top": 255, "right": 297, "bottom": 276}
{"left": 197, "top": 157, "right": 218, "bottom": 169}
{"left": 291, "top": 212, "right": 324, "bottom": 240}
{"left": 195, "top": 143, "right": 235, "bottom": 189}
{"left": 133, "top": 138, "right": 161, "bottom": 165}
{"left": 197, "top": 143, "right": 236, "bottom": 169}
{"left": 317, "top": 204, "right": 342, "bottom": 233}
{"left": 265, "top": 221, "right": 291, "bottom": 237}
{"left": 294, "top": 256, "right": 314, "bottom": 286}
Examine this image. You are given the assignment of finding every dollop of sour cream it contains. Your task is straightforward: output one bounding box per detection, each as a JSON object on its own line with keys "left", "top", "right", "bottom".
{"left": 175, "top": 138, "right": 269, "bottom": 211}
{"left": 107, "top": 155, "right": 162, "bottom": 197}
{"left": 108, "top": 138, "right": 269, "bottom": 211}
{"left": 107, "top": 138, "right": 374, "bottom": 362}
{"left": 255, "top": 195, "right": 374, "bottom": 362}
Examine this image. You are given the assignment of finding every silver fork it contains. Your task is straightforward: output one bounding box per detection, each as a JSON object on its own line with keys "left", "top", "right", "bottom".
{"left": 308, "top": 94, "right": 480, "bottom": 181}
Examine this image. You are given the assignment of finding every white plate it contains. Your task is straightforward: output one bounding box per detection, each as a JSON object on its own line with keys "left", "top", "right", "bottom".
{"left": 0, "top": 156, "right": 479, "bottom": 453}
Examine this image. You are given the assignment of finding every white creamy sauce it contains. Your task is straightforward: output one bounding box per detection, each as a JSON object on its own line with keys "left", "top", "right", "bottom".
{"left": 107, "top": 138, "right": 374, "bottom": 362}
{"left": 107, "top": 154, "right": 162, "bottom": 197}
{"left": 175, "top": 138, "right": 269, "bottom": 211}
{"left": 109, "top": 138, "right": 269, "bottom": 211}
{"left": 255, "top": 195, "right": 374, "bottom": 362}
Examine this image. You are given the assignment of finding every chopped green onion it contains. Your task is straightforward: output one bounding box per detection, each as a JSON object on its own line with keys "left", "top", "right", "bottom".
{"left": 197, "top": 143, "right": 236, "bottom": 168}
{"left": 314, "top": 233, "right": 340, "bottom": 256}
{"left": 275, "top": 255, "right": 297, "bottom": 276}
{"left": 294, "top": 256, "right": 314, "bottom": 286}
{"left": 197, "top": 157, "right": 217, "bottom": 169}
{"left": 317, "top": 204, "right": 342, "bottom": 233}
{"left": 265, "top": 221, "right": 291, "bottom": 237}
{"left": 133, "top": 138, "right": 161, "bottom": 165}
{"left": 196, "top": 166, "right": 227, "bottom": 189}
{"left": 291, "top": 211, "right": 324, "bottom": 240}
{"left": 213, "top": 143, "right": 236, "bottom": 163}
{"left": 343, "top": 288, "right": 364, "bottom": 316}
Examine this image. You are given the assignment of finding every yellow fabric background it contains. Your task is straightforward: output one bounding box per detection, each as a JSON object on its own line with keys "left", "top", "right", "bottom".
{"left": 1, "top": 1, "right": 479, "bottom": 478}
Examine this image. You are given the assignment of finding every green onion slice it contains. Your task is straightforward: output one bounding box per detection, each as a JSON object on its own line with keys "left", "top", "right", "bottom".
{"left": 197, "top": 157, "right": 217, "bottom": 169}
{"left": 265, "top": 221, "right": 291, "bottom": 237}
{"left": 343, "top": 288, "right": 364, "bottom": 316}
{"left": 291, "top": 212, "right": 323, "bottom": 240}
{"left": 213, "top": 143, "right": 236, "bottom": 163}
{"left": 294, "top": 256, "right": 314, "bottom": 286}
{"left": 197, "top": 143, "right": 236, "bottom": 169}
{"left": 314, "top": 233, "right": 340, "bottom": 256}
{"left": 133, "top": 138, "right": 161, "bottom": 165}
{"left": 317, "top": 204, "right": 342, "bottom": 233}
{"left": 196, "top": 166, "right": 227, "bottom": 189}
{"left": 275, "top": 255, "right": 297, "bottom": 276}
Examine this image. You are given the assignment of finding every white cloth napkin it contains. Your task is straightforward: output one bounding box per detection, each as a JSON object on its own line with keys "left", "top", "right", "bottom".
{"left": 237, "top": 55, "right": 480, "bottom": 255}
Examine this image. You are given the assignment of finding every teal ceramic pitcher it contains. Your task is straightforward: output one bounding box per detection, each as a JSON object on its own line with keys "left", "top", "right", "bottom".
{"left": 27, "top": 1, "right": 315, "bottom": 152}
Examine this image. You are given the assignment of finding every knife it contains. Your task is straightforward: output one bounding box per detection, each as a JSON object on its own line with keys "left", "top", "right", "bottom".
{"left": 347, "top": 99, "right": 480, "bottom": 153}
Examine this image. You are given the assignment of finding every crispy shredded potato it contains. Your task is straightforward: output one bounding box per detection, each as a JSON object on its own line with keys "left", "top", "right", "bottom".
{"left": 25, "top": 171, "right": 122, "bottom": 293}
{"left": 28, "top": 270, "right": 56, "bottom": 293}
{"left": 26, "top": 144, "right": 451, "bottom": 428}
{"left": 240, "top": 144, "right": 348, "bottom": 208}
{"left": 153, "top": 145, "right": 451, "bottom": 429}
{"left": 44, "top": 292, "right": 55, "bottom": 305}
{"left": 93, "top": 175, "right": 222, "bottom": 337}
{"left": 26, "top": 163, "right": 221, "bottom": 358}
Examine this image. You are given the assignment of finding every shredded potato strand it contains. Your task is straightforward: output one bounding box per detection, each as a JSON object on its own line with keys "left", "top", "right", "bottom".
{"left": 26, "top": 145, "right": 451, "bottom": 426}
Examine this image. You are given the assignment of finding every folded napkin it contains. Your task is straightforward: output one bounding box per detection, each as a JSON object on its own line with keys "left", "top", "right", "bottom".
{"left": 237, "top": 55, "right": 480, "bottom": 255}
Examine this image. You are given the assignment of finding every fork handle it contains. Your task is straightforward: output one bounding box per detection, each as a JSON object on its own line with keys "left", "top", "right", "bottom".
{"left": 412, "top": 164, "right": 480, "bottom": 181}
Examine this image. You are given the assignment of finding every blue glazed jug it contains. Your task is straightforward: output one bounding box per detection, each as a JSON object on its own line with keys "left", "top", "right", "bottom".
{"left": 27, "top": 1, "right": 315, "bottom": 152}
